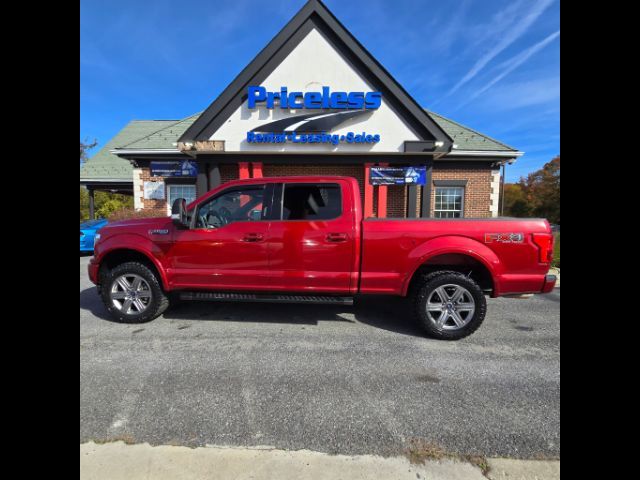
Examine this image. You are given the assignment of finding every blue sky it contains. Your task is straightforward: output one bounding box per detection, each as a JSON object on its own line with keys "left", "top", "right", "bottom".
{"left": 80, "top": 0, "right": 559, "bottom": 182}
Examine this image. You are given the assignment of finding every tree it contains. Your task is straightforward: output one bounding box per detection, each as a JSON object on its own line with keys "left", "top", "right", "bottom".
{"left": 80, "top": 186, "right": 89, "bottom": 220}
{"left": 503, "top": 183, "right": 531, "bottom": 217}
{"left": 80, "top": 139, "right": 97, "bottom": 168}
{"left": 502, "top": 155, "right": 560, "bottom": 223}
{"left": 522, "top": 156, "right": 560, "bottom": 224}
{"left": 80, "top": 187, "right": 134, "bottom": 221}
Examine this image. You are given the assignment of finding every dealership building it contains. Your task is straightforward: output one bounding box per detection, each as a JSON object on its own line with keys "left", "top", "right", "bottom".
{"left": 80, "top": 0, "right": 522, "bottom": 220}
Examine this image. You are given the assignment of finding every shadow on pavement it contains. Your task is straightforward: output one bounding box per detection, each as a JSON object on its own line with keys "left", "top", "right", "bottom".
{"left": 80, "top": 287, "right": 112, "bottom": 321}
{"left": 81, "top": 285, "right": 424, "bottom": 337}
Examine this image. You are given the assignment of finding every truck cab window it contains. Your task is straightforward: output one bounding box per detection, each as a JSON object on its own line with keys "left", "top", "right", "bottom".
{"left": 282, "top": 184, "right": 341, "bottom": 220}
{"left": 196, "top": 187, "right": 265, "bottom": 228}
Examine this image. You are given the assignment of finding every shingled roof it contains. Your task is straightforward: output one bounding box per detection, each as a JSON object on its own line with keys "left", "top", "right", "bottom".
{"left": 80, "top": 120, "right": 177, "bottom": 182}
{"left": 121, "top": 113, "right": 202, "bottom": 149}
{"left": 427, "top": 110, "right": 517, "bottom": 152}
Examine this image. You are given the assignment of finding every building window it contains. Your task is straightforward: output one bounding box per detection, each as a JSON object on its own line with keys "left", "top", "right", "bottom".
{"left": 167, "top": 184, "right": 197, "bottom": 208}
{"left": 434, "top": 187, "right": 464, "bottom": 218}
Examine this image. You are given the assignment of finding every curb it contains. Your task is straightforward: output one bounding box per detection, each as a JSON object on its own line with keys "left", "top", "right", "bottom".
{"left": 80, "top": 442, "right": 560, "bottom": 480}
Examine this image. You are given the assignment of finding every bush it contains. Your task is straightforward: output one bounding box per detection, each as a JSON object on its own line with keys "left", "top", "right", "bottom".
{"left": 80, "top": 187, "right": 134, "bottom": 221}
{"left": 107, "top": 207, "right": 166, "bottom": 222}
{"left": 552, "top": 232, "right": 560, "bottom": 268}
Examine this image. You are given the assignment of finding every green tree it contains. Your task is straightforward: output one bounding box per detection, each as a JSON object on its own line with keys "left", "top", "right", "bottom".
{"left": 503, "top": 183, "right": 531, "bottom": 217}
{"left": 521, "top": 156, "right": 560, "bottom": 224}
{"left": 502, "top": 155, "right": 560, "bottom": 223}
{"left": 80, "top": 187, "right": 89, "bottom": 220}
{"left": 80, "top": 188, "right": 133, "bottom": 221}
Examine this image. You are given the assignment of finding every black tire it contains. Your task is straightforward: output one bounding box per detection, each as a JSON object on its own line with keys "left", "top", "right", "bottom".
{"left": 412, "top": 271, "right": 487, "bottom": 340}
{"left": 100, "top": 261, "right": 169, "bottom": 323}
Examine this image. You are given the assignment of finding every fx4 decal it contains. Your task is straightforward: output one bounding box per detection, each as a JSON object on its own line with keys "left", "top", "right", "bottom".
{"left": 485, "top": 233, "right": 524, "bottom": 244}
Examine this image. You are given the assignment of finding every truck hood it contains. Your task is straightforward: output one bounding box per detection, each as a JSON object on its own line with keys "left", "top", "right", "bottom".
{"left": 106, "top": 217, "right": 172, "bottom": 229}
{"left": 100, "top": 216, "right": 174, "bottom": 236}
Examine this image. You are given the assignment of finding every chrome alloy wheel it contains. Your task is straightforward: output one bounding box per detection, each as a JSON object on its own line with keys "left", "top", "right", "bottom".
{"left": 426, "top": 284, "right": 476, "bottom": 330}
{"left": 109, "top": 274, "right": 152, "bottom": 315}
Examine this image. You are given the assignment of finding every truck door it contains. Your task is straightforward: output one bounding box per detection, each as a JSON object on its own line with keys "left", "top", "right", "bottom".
{"left": 168, "top": 184, "right": 272, "bottom": 290}
{"left": 267, "top": 181, "right": 355, "bottom": 294}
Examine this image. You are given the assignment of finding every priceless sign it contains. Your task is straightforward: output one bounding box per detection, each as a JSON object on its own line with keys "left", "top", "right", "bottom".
{"left": 370, "top": 167, "right": 426, "bottom": 185}
{"left": 247, "top": 86, "right": 382, "bottom": 110}
{"left": 150, "top": 160, "right": 197, "bottom": 177}
{"left": 143, "top": 181, "right": 165, "bottom": 200}
{"left": 245, "top": 86, "right": 383, "bottom": 147}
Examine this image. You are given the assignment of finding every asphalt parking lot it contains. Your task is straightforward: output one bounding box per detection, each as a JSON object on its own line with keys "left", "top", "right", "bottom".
{"left": 80, "top": 255, "right": 560, "bottom": 459}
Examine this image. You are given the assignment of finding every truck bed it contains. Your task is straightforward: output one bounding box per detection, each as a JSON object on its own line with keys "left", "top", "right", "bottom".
{"left": 359, "top": 217, "right": 552, "bottom": 297}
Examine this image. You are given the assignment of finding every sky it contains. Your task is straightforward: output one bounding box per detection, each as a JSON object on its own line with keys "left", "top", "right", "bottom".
{"left": 80, "top": 0, "right": 559, "bottom": 182}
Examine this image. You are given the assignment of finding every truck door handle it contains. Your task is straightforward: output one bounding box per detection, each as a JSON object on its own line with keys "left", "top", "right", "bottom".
{"left": 243, "top": 233, "right": 264, "bottom": 242}
{"left": 326, "top": 233, "right": 348, "bottom": 243}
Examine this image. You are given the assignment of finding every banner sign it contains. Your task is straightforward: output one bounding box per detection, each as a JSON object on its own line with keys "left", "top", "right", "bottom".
{"left": 150, "top": 160, "right": 197, "bottom": 177}
{"left": 370, "top": 166, "right": 426, "bottom": 186}
{"left": 143, "top": 181, "right": 165, "bottom": 200}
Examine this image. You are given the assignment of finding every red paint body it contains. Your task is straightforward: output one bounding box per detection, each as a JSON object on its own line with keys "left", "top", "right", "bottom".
{"left": 89, "top": 176, "right": 555, "bottom": 297}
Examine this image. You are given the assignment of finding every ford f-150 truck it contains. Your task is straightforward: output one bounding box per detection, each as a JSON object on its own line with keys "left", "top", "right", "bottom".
{"left": 89, "top": 176, "right": 556, "bottom": 340}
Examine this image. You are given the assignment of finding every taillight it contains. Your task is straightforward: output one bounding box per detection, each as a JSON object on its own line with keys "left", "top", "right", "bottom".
{"left": 532, "top": 233, "right": 553, "bottom": 263}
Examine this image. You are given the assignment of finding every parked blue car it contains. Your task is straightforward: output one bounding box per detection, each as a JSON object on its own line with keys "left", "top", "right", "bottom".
{"left": 80, "top": 218, "right": 108, "bottom": 252}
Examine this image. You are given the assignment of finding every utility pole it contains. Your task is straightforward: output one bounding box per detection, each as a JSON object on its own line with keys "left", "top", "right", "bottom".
{"left": 500, "top": 162, "right": 506, "bottom": 216}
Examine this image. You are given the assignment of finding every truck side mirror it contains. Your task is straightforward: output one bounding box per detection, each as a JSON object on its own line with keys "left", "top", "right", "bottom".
{"left": 171, "top": 198, "right": 189, "bottom": 228}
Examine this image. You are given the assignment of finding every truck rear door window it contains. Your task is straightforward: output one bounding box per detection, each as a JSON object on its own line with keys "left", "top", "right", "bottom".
{"left": 281, "top": 184, "right": 341, "bottom": 221}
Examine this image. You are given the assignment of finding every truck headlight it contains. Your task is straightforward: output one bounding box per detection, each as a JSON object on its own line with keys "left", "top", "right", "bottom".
{"left": 94, "top": 233, "right": 101, "bottom": 247}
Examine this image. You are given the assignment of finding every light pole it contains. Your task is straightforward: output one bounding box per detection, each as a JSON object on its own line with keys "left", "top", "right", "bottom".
{"left": 500, "top": 162, "right": 506, "bottom": 216}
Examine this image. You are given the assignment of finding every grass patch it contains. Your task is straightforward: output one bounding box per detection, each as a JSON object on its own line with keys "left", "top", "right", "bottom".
{"left": 552, "top": 232, "right": 560, "bottom": 268}
{"left": 93, "top": 434, "right": 136, "bottom": 445}
{"left": 404, "top": 438, "right": 490, "bottom": 476}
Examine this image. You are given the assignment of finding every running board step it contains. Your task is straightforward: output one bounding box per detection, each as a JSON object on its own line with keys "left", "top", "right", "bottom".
{"left": 179, "top": 292, "right": 354, "bottom": 305}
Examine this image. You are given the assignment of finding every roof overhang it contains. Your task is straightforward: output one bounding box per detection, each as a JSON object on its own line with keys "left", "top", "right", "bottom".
{"left": 447, "top": 150, "right": 523, "bottom": 158}
{"left": 111, "top": 149, "right": 181, "bottom": 155}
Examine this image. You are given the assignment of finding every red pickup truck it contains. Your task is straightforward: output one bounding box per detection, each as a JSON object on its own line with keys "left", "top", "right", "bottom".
{"left": 89, "top": 176, "right": 556, "bottom": 340}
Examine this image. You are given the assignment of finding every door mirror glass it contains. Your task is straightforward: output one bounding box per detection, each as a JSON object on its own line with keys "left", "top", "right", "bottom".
{"left": 171, "top": 198, "right": 189, "bottom": 228}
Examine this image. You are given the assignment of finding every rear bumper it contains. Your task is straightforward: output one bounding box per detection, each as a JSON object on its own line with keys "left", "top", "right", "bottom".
{"left": 541, "top": 274, "right": 557, "bottom": 293}
{"left": 88, "top": 258, "right": 99, "bottom": 285}
{"left": 493, "top": 273, "right": 557, "bottom": 297}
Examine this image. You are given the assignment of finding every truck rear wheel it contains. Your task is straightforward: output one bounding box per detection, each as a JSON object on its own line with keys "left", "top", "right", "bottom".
{"left": 100, "top": 261, "right": 169, "bottom": 324}
{"left": 412, "top": 271, "right": 486, "bottom": 340}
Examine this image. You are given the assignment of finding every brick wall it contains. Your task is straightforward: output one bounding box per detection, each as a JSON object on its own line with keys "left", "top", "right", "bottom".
{"left": 387, "top": 185, "right": 407, "bottom": 218}
{"left": 133, "top": 162, "right": 495, "bottom": 219}
{"left": 137, "top": 168, "right": 172, "bottom": 216}
{"left": 431, "top": 165, "right": 493, "bottom": 218}
{"left": 219, "top": 164, "right": 238, "bottom": 184}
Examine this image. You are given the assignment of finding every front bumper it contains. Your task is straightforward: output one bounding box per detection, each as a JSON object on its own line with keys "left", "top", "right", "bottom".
{"left": 541, "top": 274, "right": 557, "bottom": 293}
{"left": 80, "top": 237, "right": 94, "bottom": 251}
{"left": 88, "top": 258, "right": 99, "bottom": 285}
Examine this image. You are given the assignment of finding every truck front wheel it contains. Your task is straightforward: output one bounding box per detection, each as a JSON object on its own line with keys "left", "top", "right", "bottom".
{"left": 412, "top": 271, "right": 487, "bottom": 340}
{"left": 100, "top": 261, "right": 169, "bottom": 323}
